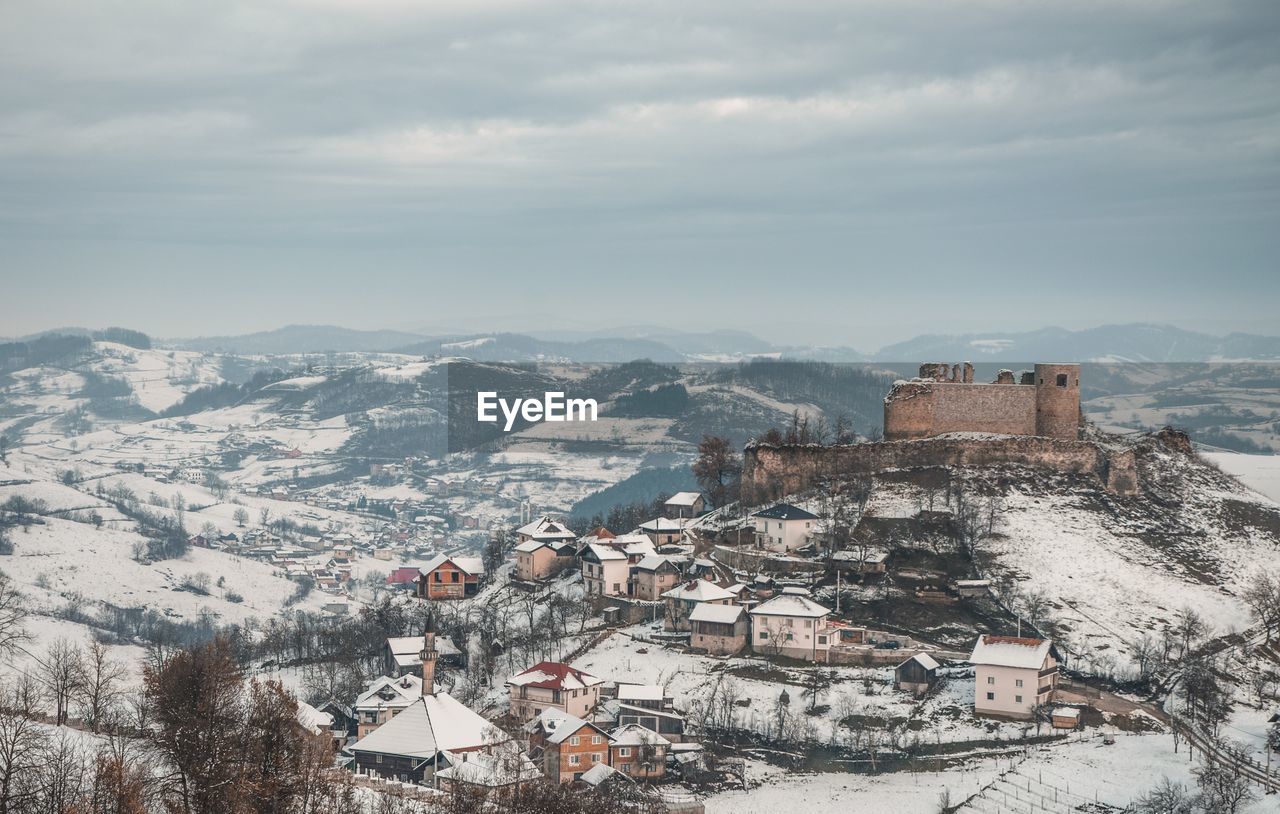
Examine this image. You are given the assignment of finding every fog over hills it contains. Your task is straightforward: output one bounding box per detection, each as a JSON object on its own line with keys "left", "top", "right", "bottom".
{"left": 149, "top": 322, "right": 1280, "bottom": 363}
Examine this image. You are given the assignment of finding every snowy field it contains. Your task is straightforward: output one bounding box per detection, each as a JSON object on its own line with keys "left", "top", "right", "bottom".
{"left": 1204, "top": 450, "right": 1280, "bottom": 503}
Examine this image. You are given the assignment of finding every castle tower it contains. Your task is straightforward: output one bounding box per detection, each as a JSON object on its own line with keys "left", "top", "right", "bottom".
{"left": 419, "top": 615, "right": 438, "bottom": 697}
{"left": 1033, "top": 363, "right": 1081, "bottom": 439}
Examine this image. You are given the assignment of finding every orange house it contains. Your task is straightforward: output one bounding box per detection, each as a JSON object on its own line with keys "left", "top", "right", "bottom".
{"left": 528, "top": 710, "right": 611, "bottom": 783}
{"left": 416, "top": 555, "right": 485, "bottom": 600}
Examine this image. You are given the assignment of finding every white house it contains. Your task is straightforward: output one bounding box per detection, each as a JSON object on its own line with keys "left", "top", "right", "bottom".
{"left": 751, "top": 503, "right": 818, "bottom": 552}
{"left": 661, "top": 579, "right": 736, "bottom": 631}
{"left": 748, "top": 590, "right": 836, "bottom": 661}
{"left": 969, "top": 635, "right": 1058, "bottom": 720}
{"left": 581, "top": 543, "right": 630, "bottom": 597}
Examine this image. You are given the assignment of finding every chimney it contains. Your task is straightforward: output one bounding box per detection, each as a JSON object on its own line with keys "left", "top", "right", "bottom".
{"left": 419, "top": 614, "right": 438, "bottom": 697}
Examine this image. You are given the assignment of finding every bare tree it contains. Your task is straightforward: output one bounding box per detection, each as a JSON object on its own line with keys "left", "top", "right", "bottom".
{"left": 44, "top": 638, "right": 84, "bottom": 727}
{"left": 0, "top": 576, "right": 27, "bottom": 660}
{"left": 78, "top": 640, "right": 127, "bottom": 733}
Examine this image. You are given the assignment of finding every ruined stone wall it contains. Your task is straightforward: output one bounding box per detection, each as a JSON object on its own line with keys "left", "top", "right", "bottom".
{"left": 884, "top": 383, "right": 1037, "bottom": 440}
{"left": 742, "top": 436, "right": 1138, "bottom": 504}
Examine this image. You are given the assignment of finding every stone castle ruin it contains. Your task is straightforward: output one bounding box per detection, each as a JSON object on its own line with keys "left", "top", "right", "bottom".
{"left": 884, "top": 362, "right": 1082, "bottom": 441}
{"left": 738, "top": 361, "right": 1191, "bottom": 503}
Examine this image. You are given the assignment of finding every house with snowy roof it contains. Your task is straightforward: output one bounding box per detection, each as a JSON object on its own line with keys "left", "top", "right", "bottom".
{"left": 349, "top": 692, "right": 506, "bottom": 785}
{"left": 416, "top": 554, "right": 485, "bottom": 600}
{"left": 513, "top": 537, "right": 576, "bottom": 582}
{"left": 663, "top": 492, "right": 706, "bottom": 518}
{"left": 661, "top": 578, "right": 737, "bottom": 632}
{"left": 894, "top": 653, "right": 940, "bottom": 697}
{"left": 969, "top": 635, "right": 1059, "bottom": 719}
{"left": 525, "top": 708, "right": 612, "bottom": 783}
{"left": 752, "top": 502, "right": 819, "bottom": 552}
{"left": 748, "top": 591, "right": 836, "bottom": 661}
{"left": 689, "top": 603, "right": 748, "bottom": 655}
{"left": 638, "top": 517, "right": 684, "bottom": 547}
{"left": 515, "top": 515, "right": 577, "bottom": 545}
{"left": 382, "top": 635, "right": 462, "bottom": 678}
{"left": 629, "top": 555, "right": 681, "bottom": 600}
{"left": 506, "top": 662, "right": 604, "bottom": 723}
{"left": 608, "top": 724, "right": 670, "bottom": 780}
{"left": 581, "top": 543, "right": 630, "bottom": 597}
{"left": 435, "top": 742, "right": 540, "bottom": 798}
{"left": 353, "top": 674, "right": 426, "bottom": 738}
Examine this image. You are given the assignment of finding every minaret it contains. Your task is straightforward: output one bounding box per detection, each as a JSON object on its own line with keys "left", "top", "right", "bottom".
{"left": 419, "top": 614, "right": 438, "bottom": 697}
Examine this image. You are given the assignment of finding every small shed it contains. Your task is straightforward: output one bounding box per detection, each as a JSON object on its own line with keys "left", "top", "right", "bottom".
{"left": 1051, "top": 707, "right": 1081, "bottom": 730}
{"left": 894, "top": 653, "right": 940, "bottom": 697}
{"left": 953, "top": 579, "right": 991, "bottom": 598}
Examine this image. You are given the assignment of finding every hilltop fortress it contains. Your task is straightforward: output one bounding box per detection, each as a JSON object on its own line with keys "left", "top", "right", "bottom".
{"left": 741, "top": 362, "right": 1191, "bottom": 503}
{"left": 884, "top": 362, "right": 1082, "bottom": 441}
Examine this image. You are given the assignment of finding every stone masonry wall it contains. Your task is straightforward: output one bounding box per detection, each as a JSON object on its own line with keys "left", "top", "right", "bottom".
{"left": 741, "top": 435, "right": 1139, "bottom": 504}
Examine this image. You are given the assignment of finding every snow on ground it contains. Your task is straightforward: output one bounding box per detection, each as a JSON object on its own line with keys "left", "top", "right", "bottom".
{"left": 2, "top": 515, "right": 325, "bottom": 624}
{"left": 87, "top": 341, "right": 224, "bottom": 413}
{"left": 1204, "top": 451, "right": 1280, "bottom": 503}
{"left": 573, "top": 630, "right": 1026, "bottom": 746}
{"left": 988, "top": 483, "right": 1255, "bottom": 662}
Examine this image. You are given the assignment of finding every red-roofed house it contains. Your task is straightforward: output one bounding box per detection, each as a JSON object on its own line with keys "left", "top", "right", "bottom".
{"left": 385, "top": 566, "right": 420, "bottom": 588}
{"left": 506, "top": 662, "right": 604, "bottom": 723}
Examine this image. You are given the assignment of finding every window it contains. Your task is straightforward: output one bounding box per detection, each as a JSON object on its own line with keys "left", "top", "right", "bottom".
{"left": 818, "top": 635, "right": 827, "bottom": 645}
{"left": 570, "top": 736, "right": 579, "bottom": 746}
{"left": 591, "top": 753, "right": 601, "bottom": 763}
{"left": 803, "top": 619, "right": 812, "bottom": 628}
{"left": 986, "top": 692, "right": 994, "bottom": 701}
{"left": 375, "top": 754, "right": 383, "bottom": 764}
{"left": 987, "top": 676, "right": 994, "bottom": 685}
{"left": 1015, "top": 679, "right": 1023, "bottom": 688}
{"left": 568, "top": 755, "right": 580, "bottom": 766}
{"left": 759, "top": 631, "right": 769, "bottom": 640}
{"left": 1056, "top": 373, "right": 1068, "bottom": 387}
{"left": 592, "top": 735, "right": 602, "bottom": 745}
{"left": 451, "top": 571, "right": 459, "bottom": 582}
{"left": 618, "top": 747, "right": 631, "bottom": 757}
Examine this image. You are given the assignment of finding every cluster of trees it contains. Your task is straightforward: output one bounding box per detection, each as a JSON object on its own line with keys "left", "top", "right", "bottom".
{"left": 754, "top": 410, "right": 861, "bottom": 447}
{"left": 1133, "top": 751, "right": 1258, "bottom": 814}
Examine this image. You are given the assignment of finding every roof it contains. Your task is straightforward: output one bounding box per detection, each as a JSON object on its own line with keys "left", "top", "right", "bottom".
{"left": 608, "top": 724, "right": 670, "bottom": 748}
{"left": 689, "top": 603, "right": 746, "bottom": 625}
{"left": 506, "top": 662, "right": 603, "bottom": 692}
{"left": 355, "top": 675, "right": 423, "bottom": 710}
{"left": 616, "top": 684, "right": 664, "bottom": 703}
{"left": 752, "top": 502, "right": 819, "bottom": 521}
{"left": 295, "top": 700, "right": 334, "bottom": 734}
{"left": 898, "top": 653, "right": 940, "bottom": 672}
{"left": 420, "top": 554, "right": 485, "bottom": 577}
{"left": 538, "top": 710, "right": 608, "bottom": 745}
{"left": 638, "top": 517, "right": 684, "bottom": 532}
{"left": 515, "top": 516, "right": 576, "bottom": 541}
{"left": 632, "top": 555, "right": 678, "bottom": 572}
{"left": 386, "top": 566, "right": 423, "bottom": 585}
{"left": 749, "top": 594, "right": 831, "bottom": 619}
{"left": 665, "top": 492, "right": 703, "bottom": 507}
{"left": 386, "top": 635, "right": 460, "bottom": 664}
{"left": 435, "top": 747, "right": 540, "bottom": 787}
{"left": 662, "top": 579, "right": 736, "bottom": 603}
{"left": 580, "top": 762, "right": 630, "bottom": 787}
{"left": 1052, "top": 706, "right": 1081, "bottom": 720}
{"left": 969, "top": 635, "right": 1054, "bottom": 669}
{"left": 583, "top": 543, "right": 627, "bottom": 562}
{"left": 350, "top": 693, "right": 503, "bottom": 759}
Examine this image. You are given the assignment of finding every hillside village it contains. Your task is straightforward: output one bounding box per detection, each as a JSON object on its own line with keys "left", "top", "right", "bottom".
{"left": 1, "top": 342, "right": 1280, "bottom": 813}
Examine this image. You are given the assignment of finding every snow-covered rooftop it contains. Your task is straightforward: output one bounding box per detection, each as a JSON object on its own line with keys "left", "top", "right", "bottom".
{"left": 969, "top": 635, "right": 1054, "bottom": 669}
{"left": 506, "top": 661, "right": 603, "bottom": 692}
{"left": 688, "top": 603, "right": 745, "bottom": 625}
{"left": 749, "top": 593, "right": 831, "bottom": 619}
{"left": 350, "top": 693, "right": 502, "bottom": 759}
{"left": 662, "top": 579, "right": 736, "bottom": 603}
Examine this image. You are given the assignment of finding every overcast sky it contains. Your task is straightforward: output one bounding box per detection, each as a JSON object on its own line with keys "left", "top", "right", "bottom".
{"left": 2, "top": 0, "right": 1278, "bottom": 348}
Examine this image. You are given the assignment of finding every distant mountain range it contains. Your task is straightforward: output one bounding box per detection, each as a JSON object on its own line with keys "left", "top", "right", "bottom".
{"left": 127, "top": 322, "right": 1280, "bottom": 363}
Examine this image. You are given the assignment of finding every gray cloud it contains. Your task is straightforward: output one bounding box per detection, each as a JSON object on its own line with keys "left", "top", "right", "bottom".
{"left": 1, "top": 0, "right": 1277, "bottom": 345}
